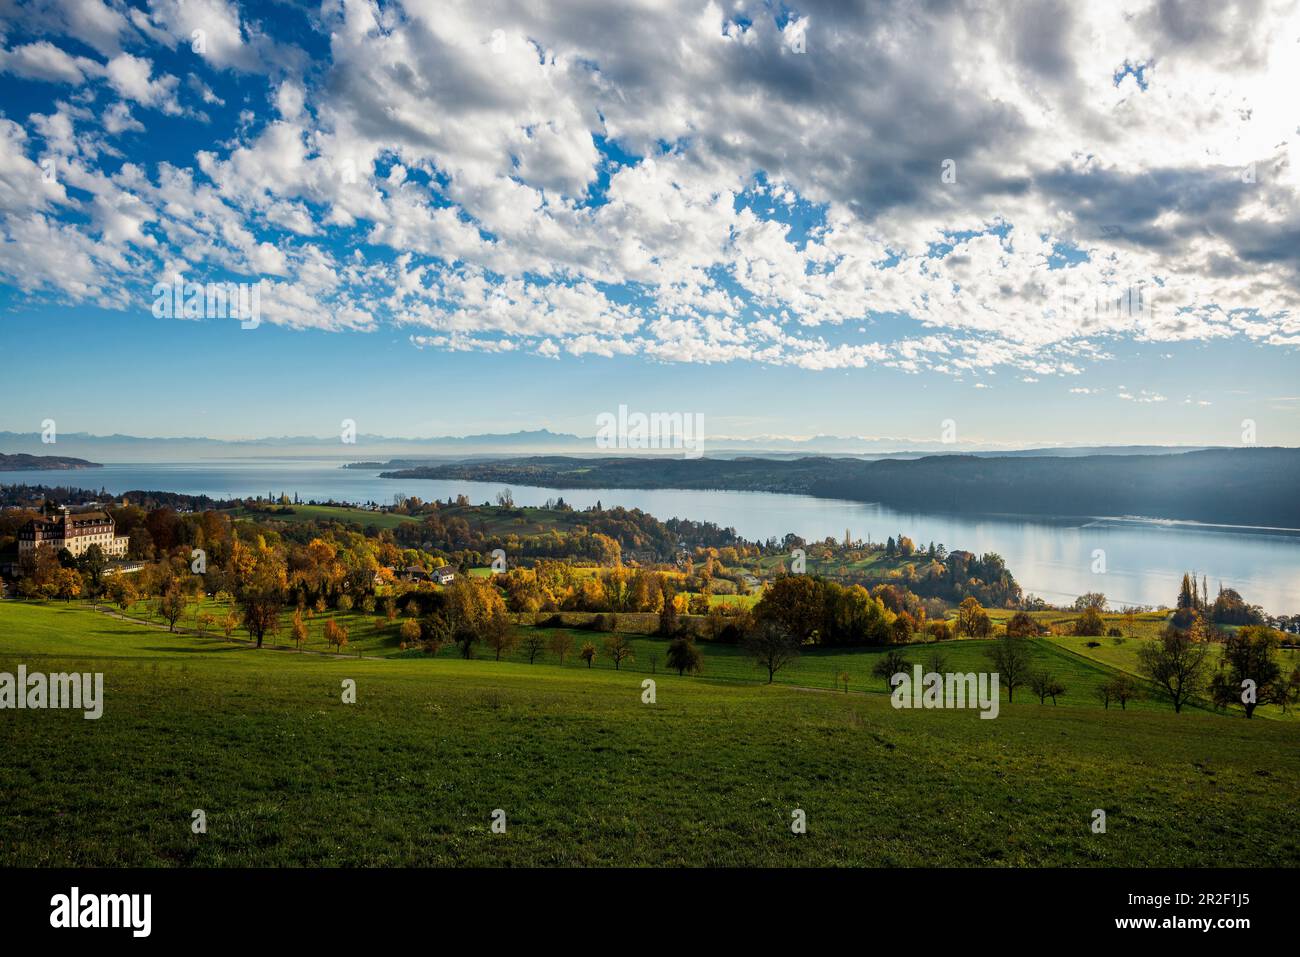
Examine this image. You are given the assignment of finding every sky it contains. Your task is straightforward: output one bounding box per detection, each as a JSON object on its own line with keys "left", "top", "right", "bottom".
{"left": 1, "top": 0, "right": 1298, "bottom": 448}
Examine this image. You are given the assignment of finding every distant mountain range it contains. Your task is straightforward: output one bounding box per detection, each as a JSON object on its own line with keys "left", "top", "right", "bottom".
{"left": 0, "top": 429, "right": 1221, "bottom": 463}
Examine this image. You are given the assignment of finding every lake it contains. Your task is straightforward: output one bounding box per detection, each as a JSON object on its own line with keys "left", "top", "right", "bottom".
{"left": 6, "top": 458, "right": 1300, "bottom": 613}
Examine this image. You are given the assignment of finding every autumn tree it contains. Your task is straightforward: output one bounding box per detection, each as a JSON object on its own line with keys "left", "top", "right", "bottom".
{"left": 323, "top": 618, "right": 348, "bottom": 652}
{"left": 1073, "top": 592, "right": 1108, "bottom": 611}
{"left": 956, "top": 596, "right": 990, "bottom": 638}
{"left": 580, "top": 641, "right": 597, "bottom": 668}
{"left": 292, "top": 609, "right": 309, "bottom": 652}
{"left": 753, "top": 575, "right": 823, "bottom": 645}
{"left": 1005, "top": 611, "right": 1041, "bottom": 638}
{"left": 539, "top": 630, "right": 571, "bottom": 664}
{"left": 239, "top": 550, "right": 288, "bottom": 648}
{"left": 158, "top": 583, "right": 188, "bottom": 631}
{"left": 445, "top": 578, "right": 511, "bottom": 659}
{"left": 657, "top": 586, "right": 681, "bottom": 636}
{"left": 1074, "top": 606, "right": 1105, "bottom": 637}
{"left": 54, "top": 567, "right": 83, "bottom": 602}
{"left": 603, "top": 632, "right": 636, "bottom": 670}
{"left": 399, "top": 619, "right": 421, "bottom": 647}
{"left": 106, "top": 575, "right": 137, "bottom": 611}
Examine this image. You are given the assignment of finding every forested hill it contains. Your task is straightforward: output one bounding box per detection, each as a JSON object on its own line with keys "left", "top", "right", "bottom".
{"left": 382, "top": 447, "right": 1300, "bottom": 529}
{"left": 0, "top": 452, "right": 101, "bottom": 471}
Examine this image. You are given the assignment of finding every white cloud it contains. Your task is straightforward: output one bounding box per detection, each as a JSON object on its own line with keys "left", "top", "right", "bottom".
{"left": 4, "top": 0, "right": 1300, "bottom": 373}
{"left": 0, "top": 40, "right": 101, "bottom": 84}
{"left": 105, "top": 53, "right": 181, "bottom": 113}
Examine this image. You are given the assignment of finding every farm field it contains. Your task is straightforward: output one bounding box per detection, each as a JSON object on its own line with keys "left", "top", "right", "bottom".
{"left": 1, "top": 600, "right": 1297, "bottom": 867}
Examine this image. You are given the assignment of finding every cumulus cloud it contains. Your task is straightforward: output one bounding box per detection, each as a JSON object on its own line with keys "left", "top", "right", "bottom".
{"left": 0, "top": 39, "right": 101, "bottom": 83}
{"left": 2, "top": 0, "right": 1299, "bottom": 370}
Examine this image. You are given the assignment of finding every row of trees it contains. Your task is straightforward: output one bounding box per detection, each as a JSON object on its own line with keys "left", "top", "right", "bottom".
{"left": 1175, "top": 572, "right": 1266, "bottom": 628}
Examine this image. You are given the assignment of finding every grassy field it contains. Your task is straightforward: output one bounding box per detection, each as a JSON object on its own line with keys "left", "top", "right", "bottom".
{"left": 92, "top": 597, "right": 1298, "bottom": 717}
{"left": 227, "top": 503, "right": 418, "bottom": 530}
{"left": 986, "top": 607, "right": 1172, "bottom": 640}
{"left": 227, "top": 503, "right": 591, "bottom": 537}
{"left": 1, "top": 600, "right": 1297, "bottom": 867}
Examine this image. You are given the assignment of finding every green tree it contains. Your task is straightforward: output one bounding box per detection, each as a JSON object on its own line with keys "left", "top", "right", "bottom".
{"left": 1074, "top": 606, "right": 1105, "bottom": 637}
{"left": 79, "top": 543, "right": 108, "bottom": 597}
{"left": 666, "top": 636, "right": 703, "bottom": 676}
{"left": 1220, "top": 626, "right": 1282, "bottom": 718}
{"left": 753, "top": 575, "right": 824, "bottom": 645}
{"left": 872, "top": 649, "right": 911, "bottom": 691}
{"left": 1138, "top": 627, "right": 1210, "bottom": 713}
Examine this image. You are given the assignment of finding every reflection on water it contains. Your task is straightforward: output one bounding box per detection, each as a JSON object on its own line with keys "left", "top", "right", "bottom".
{"left": 7, "top": 459, "right": 1300, "bottom": 612}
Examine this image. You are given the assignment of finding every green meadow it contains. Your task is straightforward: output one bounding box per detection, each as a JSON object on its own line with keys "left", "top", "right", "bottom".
{"left": 1, "top": 600, "right": 1297, "bottom": 867}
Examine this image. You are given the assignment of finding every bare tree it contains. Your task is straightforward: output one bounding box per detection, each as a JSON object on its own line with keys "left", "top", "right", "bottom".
{"left": 603, "top": 632, "right": 636, "bottom": 670}
{"left": 872, "top": 650, "right": 911, "bottom": 691}
{"left": 1029, "top": 671, "right": 1066, "bottom": 704}
{"left": 547, "top": 630, "right": 574, "bottom": 664}
{"left": 521, "top": 633, "right": 546, "bottom": 664}
{"left": 985, "top": 637, "right": 1032, "bottom": 703}
{"left": 742, "top": 619, "right": 800, "bottom": 684}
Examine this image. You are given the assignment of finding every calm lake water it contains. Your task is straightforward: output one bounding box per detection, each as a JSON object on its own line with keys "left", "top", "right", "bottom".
{"left": 7, "top": 459, "right": 1300, "bottom": 613}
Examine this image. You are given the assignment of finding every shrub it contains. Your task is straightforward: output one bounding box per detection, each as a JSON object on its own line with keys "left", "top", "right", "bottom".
{"left": 1005, "top": 611, "right": 1042, "bottom": 638}
{"left": 1074, "top": 606, "right": 1105, "bottom": 637}
{"left": 665, "top": 637, "right": 703, "bottom": 676}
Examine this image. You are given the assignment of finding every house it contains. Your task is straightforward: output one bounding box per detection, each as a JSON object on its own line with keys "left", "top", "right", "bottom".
{"left": 433, "top": 565, "right": 457, "bottom": 585}
{"left": 399, "top": 565, "right": 431, "bottom": 583}
{"left": 17, "top": 506, "right": 129, "bottom": 559}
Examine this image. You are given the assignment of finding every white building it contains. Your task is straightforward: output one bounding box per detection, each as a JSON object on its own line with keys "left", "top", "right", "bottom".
{"left": 18, "top": 506, "right": 130, "bottom": 559}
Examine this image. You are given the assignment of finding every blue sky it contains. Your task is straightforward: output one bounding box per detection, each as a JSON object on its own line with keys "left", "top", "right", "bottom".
{"left": 1, "top": 1, "right": 1298, "bottom": 447}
